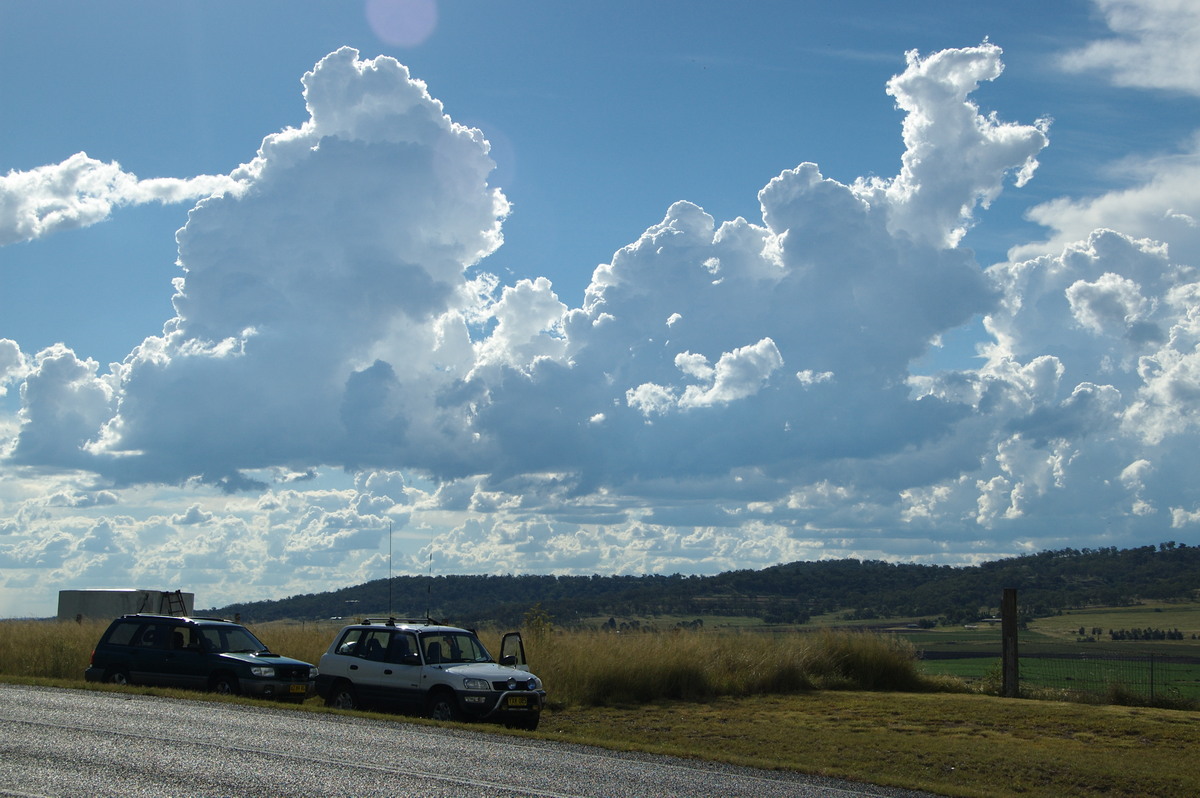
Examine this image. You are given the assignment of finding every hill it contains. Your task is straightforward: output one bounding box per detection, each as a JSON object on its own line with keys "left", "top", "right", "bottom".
{"left": 211, "top": 542, "right": 1200, "bottom": 627}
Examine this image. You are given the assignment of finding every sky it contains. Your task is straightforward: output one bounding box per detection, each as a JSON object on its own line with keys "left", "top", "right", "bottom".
{"left": 3, "top": 1, "right": 1200, "bottom": 617}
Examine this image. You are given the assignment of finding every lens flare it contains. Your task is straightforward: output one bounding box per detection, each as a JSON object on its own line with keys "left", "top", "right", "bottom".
{"left": 366, "top": 0, "right": 437, "bottom": 48}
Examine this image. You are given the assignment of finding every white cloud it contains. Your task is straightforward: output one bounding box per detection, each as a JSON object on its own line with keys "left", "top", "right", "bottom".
{"left": 7, "top": 29, "right": 1200, "bottom": 615}
{"left": 1011, "top": 135, "right": 1200, "bottom": 269}
{"left": 0, "top": 339, "right": 29, "bottom": 397}
{"left": 1061, "top": 0, "right": 1200, "bottom": 95}
{"left": 678, "top": 338, "right": 784, "bottom": 409}
{"left": 859, "top": 43, "right": 1049, "bottom": 248}
{"left": 0, "top": 152, "right": 241, "bottom": 246}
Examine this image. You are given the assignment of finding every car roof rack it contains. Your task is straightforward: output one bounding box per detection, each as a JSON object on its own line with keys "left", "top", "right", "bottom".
{"left": 119, "top": 613, "right": 233, "bottom": 622}
{"left": 359, "top": 616, "right": 447, "bottom": 627}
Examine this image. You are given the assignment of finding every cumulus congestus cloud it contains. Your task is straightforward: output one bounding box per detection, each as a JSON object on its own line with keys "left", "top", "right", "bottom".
{"left": 10, "top": 44, "right": 1041, "bottom": 495}
{"left": 5, "top": 31, "right": 1200, "bottom": 604}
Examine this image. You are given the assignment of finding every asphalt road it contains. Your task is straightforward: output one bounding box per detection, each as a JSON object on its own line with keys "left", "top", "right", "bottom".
{"left": 0, "top": 684, "right": 939, "bottom": 797}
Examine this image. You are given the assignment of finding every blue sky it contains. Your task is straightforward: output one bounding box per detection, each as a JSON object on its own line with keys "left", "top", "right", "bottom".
{"left": 3, "top": 1, "right": 1200, "bottom": 617}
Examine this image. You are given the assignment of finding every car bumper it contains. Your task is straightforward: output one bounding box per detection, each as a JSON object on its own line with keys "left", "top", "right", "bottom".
{"left": 464, "top": 689, "right": 546, "bottom": 720}
{"left": 84, "top": 667, "right": 105, "bottom": 683}
{"left": 241, "top": 679, "right": 315, "bottom": 700}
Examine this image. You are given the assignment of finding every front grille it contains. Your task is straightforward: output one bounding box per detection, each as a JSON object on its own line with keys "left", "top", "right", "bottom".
{"left": 275, "top": 665, "right": 311, "bottom": 681}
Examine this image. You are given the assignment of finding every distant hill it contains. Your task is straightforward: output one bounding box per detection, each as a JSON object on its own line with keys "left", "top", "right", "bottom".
{"left": 210, "top": 542, "right": 1200, "bottom": 627}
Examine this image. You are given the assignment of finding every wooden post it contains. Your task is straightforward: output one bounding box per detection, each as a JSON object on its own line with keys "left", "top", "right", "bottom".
{"left": 1001, "top": 587, "right": 1018, "bottom": 698}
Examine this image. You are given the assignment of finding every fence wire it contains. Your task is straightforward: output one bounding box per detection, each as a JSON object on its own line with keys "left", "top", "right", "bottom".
{"left": 1018, "top": 652, "right": 1200, "bottom": 702}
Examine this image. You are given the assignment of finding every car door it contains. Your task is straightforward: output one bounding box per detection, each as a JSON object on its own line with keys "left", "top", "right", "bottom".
{"left": 382, "top": 631, "right": 424, "bottom": 712}
{"left": 344, "top": 630, "right": 422, "bottom": 710}
{"left": 128, "top": 621, "right": 176, "bottom": 685}
{"left": 499, "top": 632, "right": 529, "bottom": 671}
{"left": 164, "top": 623, "right": 208, "bottom": 690}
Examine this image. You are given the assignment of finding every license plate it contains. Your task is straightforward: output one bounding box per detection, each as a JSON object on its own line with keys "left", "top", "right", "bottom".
{"left": 289, "top": 684, "right": 307, "bottom": 694}
{"left": 507, "top": 696, "right": 528, "bottom": 707}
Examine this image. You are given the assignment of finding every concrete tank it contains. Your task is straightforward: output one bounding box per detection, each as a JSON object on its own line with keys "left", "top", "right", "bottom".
{"left": 57, "top": 589, "right": 195, "bottom": 621}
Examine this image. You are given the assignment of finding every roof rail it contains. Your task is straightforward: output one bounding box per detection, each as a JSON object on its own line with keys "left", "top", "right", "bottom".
{"left": 359, "top": 616, "right": 446, "bottom": 627}
{"left": 119, "top": 613, "right": 232, "bottom": 622}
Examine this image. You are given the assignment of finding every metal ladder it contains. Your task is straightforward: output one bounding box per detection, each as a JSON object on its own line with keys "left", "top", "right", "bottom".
{"left": 163, "top": 590, "right": 188, "bottom": 616}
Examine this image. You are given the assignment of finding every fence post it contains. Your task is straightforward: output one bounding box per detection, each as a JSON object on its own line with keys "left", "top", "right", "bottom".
{"left": 1002, "top": 587, "right": 1019, "bottom": 698}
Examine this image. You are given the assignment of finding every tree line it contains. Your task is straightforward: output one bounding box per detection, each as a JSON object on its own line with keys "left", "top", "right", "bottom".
{"left": 211, "top": 541, "right": 1200, "bottom": 627}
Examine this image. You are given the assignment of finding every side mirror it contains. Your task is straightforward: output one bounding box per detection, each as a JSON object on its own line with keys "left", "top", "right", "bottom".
{"left": 401, "top": 653, "right": 421, "bottom": 666}
{"left": 499, "top": 655, "right": 517, "bottom": 667}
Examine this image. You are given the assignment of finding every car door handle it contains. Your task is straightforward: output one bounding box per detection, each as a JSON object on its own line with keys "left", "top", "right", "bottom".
{"left": 349, "top": 664, "right": 358, "bottom": 670}
{"left": 383, "top": 669, "right": 393, "bottom": 675}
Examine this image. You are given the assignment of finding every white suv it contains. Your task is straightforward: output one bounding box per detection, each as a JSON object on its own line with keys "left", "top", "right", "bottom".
{"left": 315, "top": 618, "right": 546, "bottom": 730}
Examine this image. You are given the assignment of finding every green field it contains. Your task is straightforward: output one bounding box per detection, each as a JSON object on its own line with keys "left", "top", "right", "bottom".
{"left": 897, "top": 602, "right": 1200, "bottom": 703}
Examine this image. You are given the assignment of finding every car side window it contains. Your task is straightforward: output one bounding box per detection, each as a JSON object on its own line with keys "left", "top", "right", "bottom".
{"left": 107, "top": 622, "right": 138, "bottom": 646}
{"left": 136, "top": 623, "right": 170, "bottom": 649}
{"left": 360, "top": 630, "right": 390, "bottom": 661}
{"left": 169, "top": 626, "right": 196, "bottom": 650}
{"left": 336, "top": 628, "right": 366, "bottom": 655}
{"left": 386, "top": 632, "right": 418, "bottom": 664}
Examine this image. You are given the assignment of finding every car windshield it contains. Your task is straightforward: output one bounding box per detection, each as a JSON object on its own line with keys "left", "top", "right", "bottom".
{"left": 199, "top": 625, "right": 269, "bottom": 654}
{"left": 420, "top": 631, "right": 492, "bottom": 664}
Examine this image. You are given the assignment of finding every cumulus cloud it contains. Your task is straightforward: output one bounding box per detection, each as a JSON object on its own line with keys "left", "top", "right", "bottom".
{"left": 1015, "top": 2, "right": 1200, "bottom": 265}
{"left": 0, "top": 153, "right": 241, "bottom": 246}
{"left": 1011, "top": 139, "right": 1200, "bottom": 267}
{"left": 7, "top": 29, "right": 1200, "bottom": 614}
{"left": 4, "top": 44, "right": 1048, "bottom": 527}
{"left": 0, "top": 339, "right": 29, "bottom": 397}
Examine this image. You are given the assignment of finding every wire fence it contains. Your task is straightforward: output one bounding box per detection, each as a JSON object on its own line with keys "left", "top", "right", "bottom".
{"left": 918, "top": 648, "right": 1200, "bottom": 706}
{"left": 1018, "top": 652, "right": 1200, "bottom": 703}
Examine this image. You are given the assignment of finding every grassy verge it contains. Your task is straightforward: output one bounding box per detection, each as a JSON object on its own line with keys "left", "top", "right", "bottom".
{"left": 538, "top": 692, "right": 1200, "bottom": 798}
{"left": 8, "top": 617, "right": 1200, "bottom": 795}
{"left": 5, "top": 675, "right": 1199, "bottom": 797}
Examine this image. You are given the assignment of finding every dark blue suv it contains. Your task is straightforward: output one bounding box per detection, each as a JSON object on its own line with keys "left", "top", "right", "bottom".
{"left": 85, "top": 614, "right": 317, "bottom": 701}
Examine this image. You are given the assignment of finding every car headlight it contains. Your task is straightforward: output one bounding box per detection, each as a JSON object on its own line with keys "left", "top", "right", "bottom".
{"left": 249, "top": 666, "right": 276, "bottom": 678}
{"left": 309, "top": 667, "right": 319, "bottom": 679}
{"left": 462, "top": 678, "right": 490, "bottom": 691}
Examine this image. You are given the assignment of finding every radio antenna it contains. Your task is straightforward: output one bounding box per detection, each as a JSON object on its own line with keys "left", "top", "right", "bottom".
{"left": 387, "top": 521, "right": 393, "bottom": 618}
{"left": 425, "top": 548, "right": 433, "bottom": 620}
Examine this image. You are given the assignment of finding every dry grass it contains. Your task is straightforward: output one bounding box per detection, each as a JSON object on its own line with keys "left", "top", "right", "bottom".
{"left": 5, "top": 618, "right": 1200, "bottom": 796}
{"left": 0, "top": 619, "right": 109, "bottom": 679}
{"left": 0, "top": 618, "right": 951, "bottom": 707}
{"left": 521, "top": 626, "right": 944, "bottom": 706}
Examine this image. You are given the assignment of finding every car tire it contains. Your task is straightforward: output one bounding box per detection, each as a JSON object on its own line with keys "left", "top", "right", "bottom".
{"left": 327, "top": 682, "right": 358, "bottom": 710}
{"left": 210, "top": 673, "right": 240, "bottom": 695}
{"left": 106, "top": 670, "right": 130, "bottom": 686}
{"left": 426, "top": 690, "right": 462, "bottom": 722}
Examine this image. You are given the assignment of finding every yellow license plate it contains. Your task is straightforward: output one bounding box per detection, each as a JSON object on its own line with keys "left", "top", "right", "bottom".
{"left": 507, "top": 696, "right": 528, "bottom": 707}
{"left": 289, "top": 684, "right": 307, "bottom": 694}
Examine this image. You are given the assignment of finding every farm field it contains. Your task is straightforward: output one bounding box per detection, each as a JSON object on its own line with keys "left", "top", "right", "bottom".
{"left": 900, "top": 602, "right": 1200, "bottom": 702}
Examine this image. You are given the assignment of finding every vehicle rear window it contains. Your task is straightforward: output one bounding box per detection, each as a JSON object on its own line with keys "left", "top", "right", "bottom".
{"left": 107, "top": 622, "right": 138, "bottom": 646}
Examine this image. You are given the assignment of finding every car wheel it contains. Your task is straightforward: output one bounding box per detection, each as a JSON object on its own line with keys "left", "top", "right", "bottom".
{"left": 210, "top": 674, "right": 239, "bottom": 695}
{"left": 106, "top": 670, "right": 130, "bottom": 686}
{"left": 426, "top": 690, "right": 461, "bottom": 722}
{"left": 327, "top": 682, "right": 357, "bottom": 710}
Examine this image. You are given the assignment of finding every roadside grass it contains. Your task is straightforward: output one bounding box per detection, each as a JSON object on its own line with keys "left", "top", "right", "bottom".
{"left": 538, "top": 692, "right": 1200, "bottom": 798}
{"left": 521, "top": 626, "right": 951, "bottom": 706}
{"left": 6, "top": 674, "right": 1199, "bottom": 798}
{"left": 6, "top": 618, "right": 1200, "bottom": 796}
